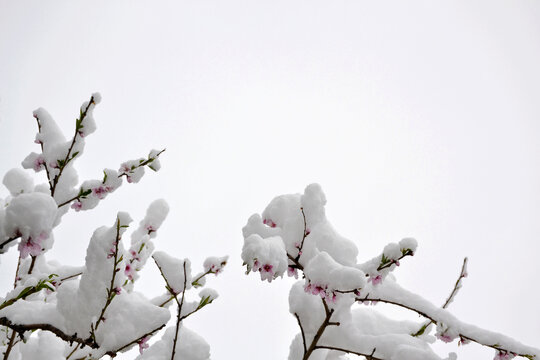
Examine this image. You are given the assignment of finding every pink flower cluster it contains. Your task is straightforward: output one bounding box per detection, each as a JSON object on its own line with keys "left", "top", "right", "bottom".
{"left": 262, "top": 218, "right": 276, "bottom": 228}
{"left": 18, "top": 232, "right": 48, "bottom": 258}
{"left": 368, "top": 274, "right": 383, "bottom": 286}
{"left": 251, "top": 260, "right": 275, "bottom": 282}
{"left": 494, "top": 351, "right": 516, "bottom": 360}
{"left": 138, "top": 336, "right": 150, "bottom": 354}
{"left": 71, "top": 201, "right": 83, "bottom": 211}
{"left": 287, "top": 266, "right": 298, "bottom": 279}
{"left": 435, "top": 332, "right": 455, "bottom": 343}
{"left": 33, "top": 156, "right": 45, "bottom": 172}
{"left": 304, "top": 281, "right": 338, "bottom": 303}
{"left": 119, "top": 164, "right": 134, "bottom": 183}
{"left": 125, "top": 263, "right": 136, "bottom": 281}
{"left": 204, "top": 258, "right": 227, "bottom": 275}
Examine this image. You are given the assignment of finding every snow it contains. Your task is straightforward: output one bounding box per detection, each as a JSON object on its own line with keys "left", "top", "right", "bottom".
{"left": 2, "top": 169, "right": 34, "bottom": 196}
{"left": 152, "top": 251, "right": 192, "bottom": 294}
{"left": 136, "top": 326, "right": 210, "bottom": 360}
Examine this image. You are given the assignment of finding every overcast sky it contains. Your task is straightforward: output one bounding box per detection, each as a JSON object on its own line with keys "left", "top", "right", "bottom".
{"left": 1, "top": 1, "right": 539, "bottom": 359}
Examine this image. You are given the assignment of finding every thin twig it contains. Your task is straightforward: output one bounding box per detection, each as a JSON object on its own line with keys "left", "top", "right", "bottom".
{"left": 2, "top": 330, "right": 17, "bottom": 360}
{"left": 376, "top": 249, "right": 414, "bottom": 272}
{"left": 294, "top": 313, "right": 307, "bottom": 354}
{"left": 314, "top": 346, "right": 383, "bottom": 360}
{"left": 59, "top": 272, "right": 83, "bottom": 282}
{"left": 0, "top": 236, "right": 20, "bottom": 252}
{"left": 94, "top": 217, "right": 122, "bottom": 331}
{"left": 65, "top": 344, "right": 81, "bottom": 360}
{"left": 105, "top": 323, "right": 167, "bottom": 356}
{"left": 51, "top": 96, "right": 95, "bottom": 197}
{"left": 412, "top": 257, "right": 468, "bottom": 337}
{"left": 170, "top": 262, "right": 187, "bottom": 360}
{"left": 34, "top": 114, "right": 53, "bottom": 193}
{"left": 27, "top": 256, "right": 36, "bottom": 274}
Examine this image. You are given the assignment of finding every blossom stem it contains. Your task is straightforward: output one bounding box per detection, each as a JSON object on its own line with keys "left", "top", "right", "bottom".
{"left": 51, "top": 95, "right": 95, "bottom": 197}
{"left": 34, "top": 114, "right": 53, "bottom": 193}
{"left": 171, "top": 262, "right": 187, "bottom": 360}
{"left": 376, "top": 249, "right": 414, "bottom": 272}
{"left": 94, "top": 216, "right": 122, "bottom": 331}
{"left": 27, "top": 256, "right": 37, "bottom": 274}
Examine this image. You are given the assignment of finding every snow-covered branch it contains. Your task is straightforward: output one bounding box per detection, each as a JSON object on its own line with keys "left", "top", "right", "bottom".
{"left": 0, "top": 95, "right": 226, "bottom": 360}
{"left": 242, "top": 184, "right": 540, "bottom": 360}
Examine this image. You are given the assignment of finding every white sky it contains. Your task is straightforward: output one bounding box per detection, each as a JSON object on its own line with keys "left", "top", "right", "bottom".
{"left": 1, "top": 1, "right": 539, "bottom": 359}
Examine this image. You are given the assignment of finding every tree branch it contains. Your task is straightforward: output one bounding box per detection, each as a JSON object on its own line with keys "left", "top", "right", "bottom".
{"left": 94, "top": 217, "right": 122, "bottom": 331}
{"left": 170, "top": 262, "right": 187, "bottom": 360}
{"left": 0, "top": 317, "right": 97, "bottom": 349}
{"left": 294, "top": 313, "right": 307, "bottom": 354}
{"left": 355, "top": 295, "right": 536, "bottom": 359}
{"left": 412, "top": 257, "right": 468, "bottom": 337}
{"left": 314, "top": 346, "right": 383, "bottom": 360}
{"left": 0, "top": 236, "right": 20, "bottom": 252}
{"left": 33, "top": 114, "right": 53, "bottom": 193}
{"left": 302, "top": 298, "right": 338, "bottom": 360}
{"left": 51, "top": 95, "right": 95, "bottom": 197}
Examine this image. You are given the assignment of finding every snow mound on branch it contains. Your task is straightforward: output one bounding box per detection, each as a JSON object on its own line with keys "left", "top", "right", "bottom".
{"left": 2, "top": 168, "right": 34, "bottom": 196}
{"left": 136, "top": 326, "right": 210, "bottom": 360}
{"left": 4, "top": 192, "right": 57, "bottom": 241}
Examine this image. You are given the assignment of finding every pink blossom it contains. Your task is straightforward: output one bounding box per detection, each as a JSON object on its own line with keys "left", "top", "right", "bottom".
{"left": 107, "top": 248, "right": 116, "bottom": 259}
{"left": 304, "top": 283, "right": 312, "bottom": 293}
{"left": 78, "top": 130, "right": 85, "bottom": 138}
{"left": 127, "top": 176, "right": 133, "bottom": 183}
{"left": 263, "top": 218, "right": 276, "bottom": 228}
{"left": 494, "top": 351, "right": 516, "bottom": 360}
{"left": 18, "top": 237, "right": 43, "bottom": 258}
{"left": 252, "top": 260, "right": 261, "bottom": 272}
{"left": 71, "top": 201, "right": 83, "bottom": 211}
{"left": 120, "top": 164, "right": 130, "bottom": 174}
{"left": 145, "top": 224, "right": 156, "bottom": 233}
{"left": 311, "top": 285, "right": 326, "bottom": 297}
{"left": 113, "top": 287, "right": 122, "bottom": 295}
{"left": 287, "top": 267, "right": 298, "bottom": 279}
{"left": 125, "top": 263, "right": 135, "bottom": 280}
{"left": 354, "top": 289, "right": 361, "bottom": 297}
{"left": 305, "top": 229, "right": 310, "bottom": 236}
{"left": 138, "top": 336, "right": 150, "bottom": 354}
{"left": 49, "top": 161, "right": 59, "bottom": 169}
{"left": 260, "top": 264, "right": 274, "bottom": 282}
{"left": 130, "top": 250, "right": 141, "bottom": 262}
{"left": 368, "top": 275, "right": 383, "bottom": 286}
{"left": 33, "top": 156, "right": 45, "bottom": 172}
{"left": 93, "top": 186, "right": 108, "bottom": 199}
{"left": 393, "top": 260, "right": 400, "bottom": 266}
{"left": 436, "top": 333, "right": 454, "bottom": 343}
